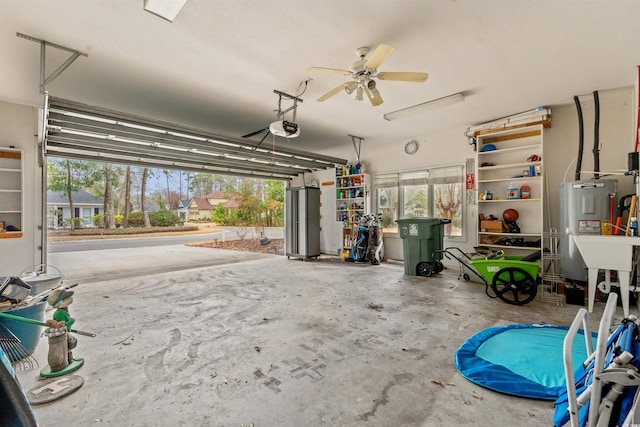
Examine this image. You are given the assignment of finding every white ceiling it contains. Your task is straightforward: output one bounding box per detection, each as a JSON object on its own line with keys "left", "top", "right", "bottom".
{"left": 1, "top": 0, "right": 639, "bottom": 159}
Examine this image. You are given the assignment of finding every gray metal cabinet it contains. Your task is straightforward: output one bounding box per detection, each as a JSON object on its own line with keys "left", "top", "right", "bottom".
{"left": 285, "top": 187, "right": 320, "bottom": 260}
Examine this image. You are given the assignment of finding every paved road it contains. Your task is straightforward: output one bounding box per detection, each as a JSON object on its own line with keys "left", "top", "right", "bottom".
{"left": 48, "top": 226, "right": 284, "bottom": 253}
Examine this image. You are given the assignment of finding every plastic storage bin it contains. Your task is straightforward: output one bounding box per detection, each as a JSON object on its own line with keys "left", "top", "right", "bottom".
{"left": 396, "top": 217, "right": 451, "bottom": 276}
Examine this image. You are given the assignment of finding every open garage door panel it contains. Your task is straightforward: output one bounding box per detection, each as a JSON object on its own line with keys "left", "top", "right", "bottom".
{"left": 44, "top": 96, "right": 346, "bottom": 180}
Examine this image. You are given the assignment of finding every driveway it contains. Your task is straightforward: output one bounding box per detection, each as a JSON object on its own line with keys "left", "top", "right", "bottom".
{"left": 48, "top": 227, "right": 284, "bottom": 284}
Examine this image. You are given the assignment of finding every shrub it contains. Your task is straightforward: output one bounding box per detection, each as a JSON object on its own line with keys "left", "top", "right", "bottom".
{"left": 149, "top": 209, "right": 183, "bottom": 227}
{"left": 128, "top": 212, "right": 145, "bottom": 227}
{"left": 212, "top": 203, "right": 226, "bottom": 225}
{"left": 92, "top": 214, "right": 104, "bottom": 227}
{"left": 64, "top": 217, "right": 85, "bottom": 228}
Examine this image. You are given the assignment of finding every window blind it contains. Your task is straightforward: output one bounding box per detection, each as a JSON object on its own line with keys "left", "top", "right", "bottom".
{"left": 428, "top": 165, "right": 463, "bottom": 184}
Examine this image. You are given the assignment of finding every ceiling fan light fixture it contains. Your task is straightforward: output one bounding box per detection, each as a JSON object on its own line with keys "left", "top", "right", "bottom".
{"left": 143, "top": 0, "right": 188, "bottom": 22}
{"left": 355, "top": 86, "right": 364, "bottom": 101}
{"left": 344, "top": 82, "right": 358, "bottom": 95}
{"left": 383, "top": 92, "right": 465, "bottom": 121}
{"left": 366, "top": 79, "right": 376, "bottom": 90}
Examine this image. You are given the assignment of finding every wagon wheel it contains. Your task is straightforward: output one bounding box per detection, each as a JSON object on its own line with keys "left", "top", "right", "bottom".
{"left": 434, "top": 260, "right": 444, "bottom": 273}
{"left": 491, "top": 267, "right": 537, "bottom": 305}
{"left": 417, "top": 262, "right": 433, "bottom": 277}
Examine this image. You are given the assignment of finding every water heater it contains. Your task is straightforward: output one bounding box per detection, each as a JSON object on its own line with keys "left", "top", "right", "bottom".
{"left": 560, "top": 179, "right": 618, "bottom": 282}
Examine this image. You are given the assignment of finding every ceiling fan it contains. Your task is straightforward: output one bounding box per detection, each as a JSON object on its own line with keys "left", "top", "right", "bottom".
{"left": 308, "top": 43, "right": 428, "bottom": 106}
{"left": 242, "top": 90, "right": 302, "bottom": 145}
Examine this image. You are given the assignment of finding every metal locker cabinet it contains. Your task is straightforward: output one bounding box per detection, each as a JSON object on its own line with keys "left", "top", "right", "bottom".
{"left": 285, "top": 187, "right": 320, "bottom": 260}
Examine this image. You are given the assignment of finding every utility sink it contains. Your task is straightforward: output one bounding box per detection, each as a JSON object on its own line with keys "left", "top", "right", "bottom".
{"left": 571, "top": 234, "right": 640, "bottom": 317}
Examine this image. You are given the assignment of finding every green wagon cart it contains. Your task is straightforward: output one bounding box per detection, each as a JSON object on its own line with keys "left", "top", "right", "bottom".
{"left": 435, "top": 247, "right": 541, "bottom": 306}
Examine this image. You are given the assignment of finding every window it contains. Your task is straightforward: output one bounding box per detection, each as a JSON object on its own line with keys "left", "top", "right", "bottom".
{"left": 374, "top": 173, "right": 399, "bottom": 229}
{"left": 374, "top": 165, "right": 464, "bottom": 237}
{"left": 400, "top": 170, "right": 429, "bottom": 219}
{"left": 430, "top": 166, "right": 464, "bottom": 237}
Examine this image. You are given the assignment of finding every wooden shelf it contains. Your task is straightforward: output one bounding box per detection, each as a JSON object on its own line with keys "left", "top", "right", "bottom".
{"left": 479, "top": 232, "right": 542, "bottom": 237}
{"left": 0, "top": 148, "right": 23, "bottom": 238}
{"left": 478, "top": 144, "right": 540, "bottom": 155}
{"left": 0, "top": 232, "right": 22, "bottom": 239}
{"left": 479, "top": 198, "right": 541, "bottom": 203}
{"left": 478, "top": 176, "right": 539, "bottom": 183}
{"left": 478, "top": 243, "right": 541, "bottom": 251}
{"left": 478, "top": 161, "right": 541, "bottom": 171}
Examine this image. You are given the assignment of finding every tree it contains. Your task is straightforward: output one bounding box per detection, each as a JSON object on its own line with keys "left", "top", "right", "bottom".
{"left": 162, "top": 169, "right": 176, "bottom": 209}
{"left": 141, "top": 167, "right": 151, "bottom": 227}
{"left": 264, "top": 180, "right": 284, "bottom": 226}
{"left": 47, "top": 158, "right": 103, "bottom": 230}
{"left": 404, "top": 187, "right": 428, "bottom": 218}
{"left": 189, "top": 173, "right": 215, "bottom": 198}
{"left": 103, "top": 164, "right": 115, "bottom": 229}
{"left": 225, "top": 178, "right": 261, "bottom": 225}
{"left": 434, "top": 183, "right": 462, "bottom": 236}
{"left": 123, "top": 165, "right": 132, "bottom": 228}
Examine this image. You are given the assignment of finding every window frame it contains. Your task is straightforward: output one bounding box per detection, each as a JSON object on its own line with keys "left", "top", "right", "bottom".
{"left": 373, "top": 165, "right": 465, "bottom": 239}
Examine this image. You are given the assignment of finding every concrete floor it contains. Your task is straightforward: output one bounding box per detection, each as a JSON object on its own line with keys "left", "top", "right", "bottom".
{"left": 16, "top": 247, "right": 620, "bottom": 427}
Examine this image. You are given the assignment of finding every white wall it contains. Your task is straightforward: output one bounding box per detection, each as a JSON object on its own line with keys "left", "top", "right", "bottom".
{"left": 0, "top": 100, "right": 43, "bottom": 275}
{"left": 360, "top": 127, "right": 477, "bottom": 262}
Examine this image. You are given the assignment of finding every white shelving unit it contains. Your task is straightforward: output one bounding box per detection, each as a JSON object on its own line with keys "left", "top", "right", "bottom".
{"left": 476, "top": 126, "right": 544, "bottom": 254}
{"left": 335, "top": 164, "right": 370, "bottom": 256}
{"left": 0, "top": 148, "right": 23, "bottom": 239}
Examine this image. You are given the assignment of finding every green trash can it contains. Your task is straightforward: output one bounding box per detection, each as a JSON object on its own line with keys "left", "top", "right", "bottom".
{"left": 396, "top": 217, "right": 451, "bottom": 277}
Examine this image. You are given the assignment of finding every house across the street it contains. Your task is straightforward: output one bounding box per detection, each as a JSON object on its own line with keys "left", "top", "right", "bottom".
{"left": 188, "top": 191, "right": 238, "bottom": 221}
{"left": 47, "top": 190, "right": 103, "bottom": 228}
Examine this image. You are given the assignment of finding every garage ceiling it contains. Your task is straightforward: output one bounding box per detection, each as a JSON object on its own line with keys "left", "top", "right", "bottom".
{"left": 1, "top": 1, "right": 639, "bottom": 162}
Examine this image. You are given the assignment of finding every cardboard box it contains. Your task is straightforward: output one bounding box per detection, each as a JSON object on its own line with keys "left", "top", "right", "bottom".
{"left": 480, "top": 220, "right": 504, "bottom": 233}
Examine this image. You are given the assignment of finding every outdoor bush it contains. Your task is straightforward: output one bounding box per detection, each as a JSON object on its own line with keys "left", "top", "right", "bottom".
{"left": 149, "top": 209, "right": 183, "bottom": 227}
{"left": 64, "top": 217, "right": 85, "bottom": 228}
{"left": 128, "top": 212, "right": 145, "bottom": 227}
{"left": 92, "top": 214, "right": 104, "bottom": 227}
{"left": 115, "top": 215, "right": 123, "bottom": 227}
{"left": 211, "top": 203, "right": 226, "bottom": 225}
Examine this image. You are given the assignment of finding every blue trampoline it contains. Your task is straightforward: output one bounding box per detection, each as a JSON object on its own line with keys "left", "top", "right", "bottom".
{"left": 455, "top": 323, "right": 596, "bottom": 400}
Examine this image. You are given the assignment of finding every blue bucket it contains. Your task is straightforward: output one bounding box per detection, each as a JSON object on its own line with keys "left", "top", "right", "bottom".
{"left": 0, "top": 301, "right": 47, "bottom": 360}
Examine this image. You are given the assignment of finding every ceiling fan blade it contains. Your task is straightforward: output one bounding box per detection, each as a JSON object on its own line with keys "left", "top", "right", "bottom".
{"left": 308, "top": 67, "right": 351, "bottom": 76}
{"left": 365, "top": 44, "right": 395, "bottom": 70}
{"left": 377, "top": 72, "right": 429, "bottom": 82}
{"left": 364, "top": 86, "right": 383, "bottom": 106}
{"left": 242, "top": 127, "right": 268, "bottom": 138}
{"left": 317, "top": 83, "right": 349, "bottom": 102}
